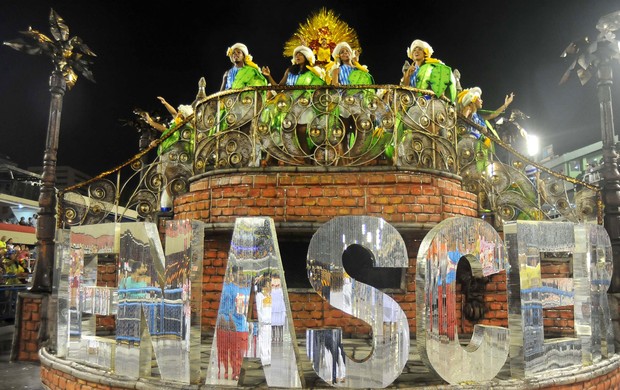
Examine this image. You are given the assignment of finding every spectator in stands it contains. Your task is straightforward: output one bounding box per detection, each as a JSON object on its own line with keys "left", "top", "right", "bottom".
{"left": 27, "top": 217, "right": 34, "bottom": 226}
{"left": 3, "top": 249, "right": 26, "bottom": 285}
{"left": 17, "top": 246, "right": 30, "bottom": 271}
{"left": 0, "top": 236, "right": 6, "bottom": 252}
{"left": 5, "top": 238, "right": 14, "bottom": 250}
{"left": 18, "top": 217, "right": 28, "bottom": 226}
{"left": 585, "top": 161, "right": 601, "bottom": 184}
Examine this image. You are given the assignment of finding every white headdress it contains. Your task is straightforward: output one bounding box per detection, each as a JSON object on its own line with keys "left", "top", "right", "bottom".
{"left": 407, "top": 39, "right": 434, "bottom": 60}
{"left": 293, "top": 45, "right": 316, "bottom": 66}
{"left": 458, "top": 87, "right": 482, "bottom": 108}
{"left": 332, "top": 42, "right": 354, "bottom": 62}
{"left": 227, "top": 43, "right": 250, "bottom": 63}
{"left": 177, "top": 105, "right": 194, "bottom": 119}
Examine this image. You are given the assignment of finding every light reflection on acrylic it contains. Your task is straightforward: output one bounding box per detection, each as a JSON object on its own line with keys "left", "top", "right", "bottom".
{"left": 416, "top": 217, "right": 510, "bottom": 384}
{"left": 54, "top": 229, "right": 71, "bottom": 358}
{"left": 205, "top": 217, "right": 304, "bottom": 388}
{"left": 116, "top": 220, "right": 204, "bottom": 383}
{"left": 306, "top": 216, "right": 409, "bottom": 388}
{"left": 52, "top": 216, "right": 619, "bottom": 388}
{"left": 64, "top": 223, "right": 117, "bottom": 367}
{"left": 56, "top": 220, "right": 204, "bottom": 384}
{"left": 576, "top": 224, "right": 615, "bottom": 362}
{"left": 504, "top": 221, "right": 600, "bottom": 379}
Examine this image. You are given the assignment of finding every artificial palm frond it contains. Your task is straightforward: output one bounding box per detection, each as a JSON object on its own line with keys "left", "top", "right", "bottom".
{"left": 3, "top": 8, "right": 96, "bottom": 89}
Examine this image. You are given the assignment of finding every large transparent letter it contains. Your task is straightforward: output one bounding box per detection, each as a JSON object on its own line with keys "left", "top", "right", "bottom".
{"left": 62, "top": 223, "right": 118, "bottom": 369}
{"left": 57, "top": 221, "right": 203, "bottom": 383}
{"left": 54, "top": 228, "right": 71, "bottom": 358}
{"left": 574, "top": 224, "right": 614, "bottom": 362}
{"left": 206, "top": 217, "right": 303, "bottom": 388}
{"left": 504, "top": 221, "right": 580, "bottom": 378}
{"left": 115, "top": 220, "right": 204, "bottom": 383}
{"left": 416, "top": 216, "right": 510, "bottom": 384}
{"left": 306, "top": 216, "right": 409, "bottom": 388}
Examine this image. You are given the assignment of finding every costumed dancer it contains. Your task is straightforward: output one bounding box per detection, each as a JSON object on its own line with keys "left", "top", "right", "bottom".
{"left": 220, "top": 42, "right": 267, "bottom": 91}
{"left": 402, "top": 39, "right": 457, "bottom": 103}
{"left": 458, "top": 87, "right": 514, "bottom": 172}
{"left": 328, "top": 42, "right": 377, "bottom": 155}
{"left": 261, "top": 45, "right": 326, "bottom": 156}
{"left": 142, "top": 97, "right": 194, "bottom": 212}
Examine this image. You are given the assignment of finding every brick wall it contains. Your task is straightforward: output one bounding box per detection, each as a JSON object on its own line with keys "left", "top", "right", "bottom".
{"left": 175, "top": 169, "right": 478, "bottom": 223}
{"left": 181, "top": 168, "right": 578, "bottom": 339}
{"left": 184, "top": 169, "right": 483, "bottom": 337}
{"left": 39, "top": 348, "right": 620, "bottom": 390}
{"left": 541, "top": 258, "right": 575, "bottom": 337}
{"left": 15, "top": 293, "right": 43, "bottom": 361}
{"left": 96, "top": 262, "right": 117, "bottom": 333}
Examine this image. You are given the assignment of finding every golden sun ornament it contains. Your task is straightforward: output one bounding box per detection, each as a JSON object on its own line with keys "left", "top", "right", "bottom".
{"left": 283, "top": 8, "right": 360, "bottom": 67}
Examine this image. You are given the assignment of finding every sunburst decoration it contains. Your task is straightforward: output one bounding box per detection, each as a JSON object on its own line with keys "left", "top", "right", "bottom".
{"left": 284, "top": 8, "right": 360, "bottom": 66}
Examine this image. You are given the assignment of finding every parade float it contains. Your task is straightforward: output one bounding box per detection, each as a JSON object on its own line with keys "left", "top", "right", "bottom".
{"left": 5, "top": 8, "right": 620, "bottom": 390}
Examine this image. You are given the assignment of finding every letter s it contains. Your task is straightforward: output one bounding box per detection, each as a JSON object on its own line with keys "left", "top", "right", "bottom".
{"left": 307, "top": 216, "right": 409, "bottom": 388}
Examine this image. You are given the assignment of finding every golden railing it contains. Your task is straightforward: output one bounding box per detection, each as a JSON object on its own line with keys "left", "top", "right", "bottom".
{"left": 57, "top": 82, "right": 599, "bottom": 228}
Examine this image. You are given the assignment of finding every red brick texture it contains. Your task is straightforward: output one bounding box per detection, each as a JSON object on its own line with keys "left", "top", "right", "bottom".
{"left": 174, "top": 169, "right": 479, "bottom": 223}
{"left": 17, "top": 295, "right": 42, "bottom": 361}
{"left": 178, "top": 169, "right": 578, "bottom": 339}
{"left": 39, "top": 352, "right": 620, "bottom": 390}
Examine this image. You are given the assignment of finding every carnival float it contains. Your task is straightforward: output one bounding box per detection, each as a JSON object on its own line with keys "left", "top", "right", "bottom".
{"left": 5, "top": 7, "right": 620, "bottom": 390}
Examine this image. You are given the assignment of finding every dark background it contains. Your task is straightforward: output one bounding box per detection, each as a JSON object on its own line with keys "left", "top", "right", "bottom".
{"left": 1, "top": 0, "right": 619, "bottom": 176}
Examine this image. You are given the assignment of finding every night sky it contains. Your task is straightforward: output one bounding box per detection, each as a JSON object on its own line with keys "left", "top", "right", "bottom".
{"left": 1, "top": 0, "right": 619, "bottom": 176}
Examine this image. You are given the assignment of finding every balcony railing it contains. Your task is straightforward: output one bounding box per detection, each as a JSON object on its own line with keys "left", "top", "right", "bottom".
{"left": 57, "top": 81, "right": 599, "bottom": 228}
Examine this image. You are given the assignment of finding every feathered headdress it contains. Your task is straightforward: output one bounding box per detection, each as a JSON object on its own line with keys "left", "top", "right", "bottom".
{"left": 283, "top": 8, "right": 360, "bottom": 63}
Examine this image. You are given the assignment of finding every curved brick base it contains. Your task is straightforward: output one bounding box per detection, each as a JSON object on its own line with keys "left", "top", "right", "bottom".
{"left": 175, "top": 167, "right": 478, "bottom": 224}
{"left": 175, "top": 167, "right": 482, "bottom": 337}
{"left": 39, "top": 347, "right": 620, "bottom": 390}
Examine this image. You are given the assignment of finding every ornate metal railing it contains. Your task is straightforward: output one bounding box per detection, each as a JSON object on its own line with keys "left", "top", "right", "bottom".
{"left": 57, "top": 81, "right": 599, "bottom": 228}
{"left": 193, "top": 84, "right": 457, "bottom": 170}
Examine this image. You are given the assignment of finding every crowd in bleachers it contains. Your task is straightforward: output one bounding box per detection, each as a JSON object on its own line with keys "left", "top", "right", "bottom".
{"left": 0, "top": 236, "right": 33, "bottom": 285}
{"left": 1, "top": 214, "right": 37, "bottom": 227}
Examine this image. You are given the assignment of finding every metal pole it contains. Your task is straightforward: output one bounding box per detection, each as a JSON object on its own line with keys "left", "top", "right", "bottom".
{"left": 597, "top": 53, "right": 620, "bottom": 292}
{"left": 30, "top": 70, "right": 66, "bottom": 293}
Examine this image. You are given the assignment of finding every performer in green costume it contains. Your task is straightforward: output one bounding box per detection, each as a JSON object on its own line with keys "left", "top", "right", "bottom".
{"left": 214, "top": 43, "right": 268, "bottom": 136}
{"left": 328, "top": 42, "right": 373, "bottom": 88}
{"left": 261, "top": 45, "right": 326, "bottom": 155}
{"left": 328, "top": 42, "right": 382, "bottom": 157}
{"left": 388, "top": 39, "right": 458, "bottom": 161}
{"left": 220, "top": 43, "right": 268, "bottom": 91}
{"left": 143, "top": 97, "right": 194, "bottom": 211}
{"left": 402, "top": 39, "right": 457, "bottom": 103}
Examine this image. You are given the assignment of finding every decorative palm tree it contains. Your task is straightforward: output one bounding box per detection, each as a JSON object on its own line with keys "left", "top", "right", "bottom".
{"left": 560, "top": 10, "right": 620, "bottom": 291}
{"left": 4, "top": 9, "right": 96, "bottom": 293}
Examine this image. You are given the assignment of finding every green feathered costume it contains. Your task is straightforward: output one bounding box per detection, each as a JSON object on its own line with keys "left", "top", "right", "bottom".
{"left": 261, "top": 70, "right": 326, "bottom": 151}
{"left": 415, "top": 62, "right": 457, "bottom": 103}
{"left": 211, "top": 66, "right": 268, "bottom": 136}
